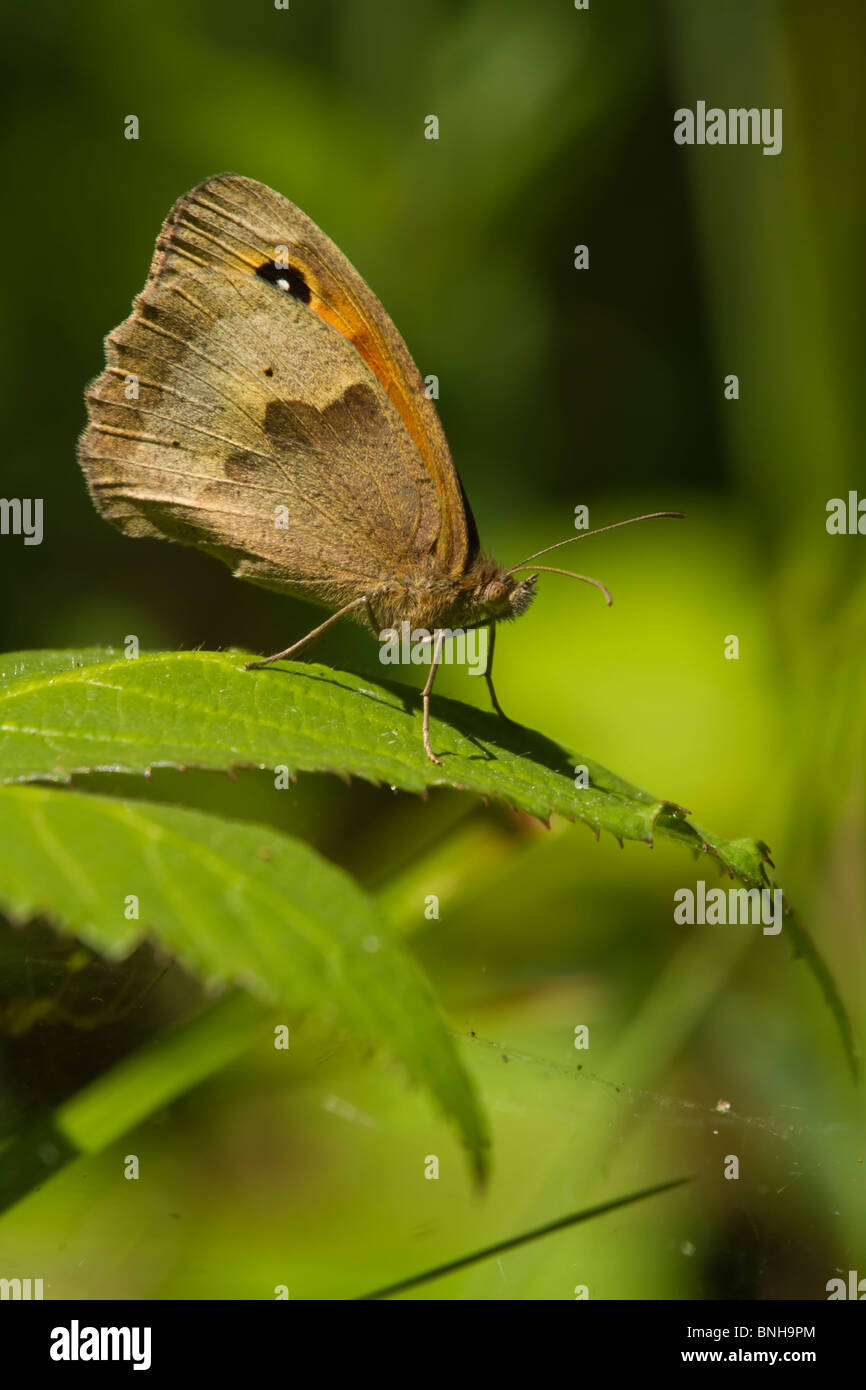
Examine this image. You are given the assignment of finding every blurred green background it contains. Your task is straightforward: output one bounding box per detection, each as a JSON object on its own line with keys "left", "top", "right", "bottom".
{"left": 1, "top": 0, "right": 864, "bottom": 1299}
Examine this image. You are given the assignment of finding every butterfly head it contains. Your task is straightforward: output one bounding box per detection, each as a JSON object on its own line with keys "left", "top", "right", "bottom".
{"left": 480, "top": 572, "right": 538, "bottom": 622}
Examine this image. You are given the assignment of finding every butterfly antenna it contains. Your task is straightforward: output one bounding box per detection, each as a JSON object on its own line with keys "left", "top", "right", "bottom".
{"left": 505, "top": 511, "right": 684, "bottom": 573}
{"left": 509, "top": 565, "right": 613, "bottom": 605}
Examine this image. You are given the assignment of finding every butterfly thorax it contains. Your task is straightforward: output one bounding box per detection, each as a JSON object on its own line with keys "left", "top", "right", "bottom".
{"left": 368, "top": 555, "right": 536, "bottom": 632}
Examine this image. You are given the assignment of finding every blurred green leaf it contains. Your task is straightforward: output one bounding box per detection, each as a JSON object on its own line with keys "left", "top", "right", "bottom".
{"left": 0, "top": 784, "right": 487, "bottom": 1181}
{"left": 0, "top": 993, "right": 264, "bottom": 1214}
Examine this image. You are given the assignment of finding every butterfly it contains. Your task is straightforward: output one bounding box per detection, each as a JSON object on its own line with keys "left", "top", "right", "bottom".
{"left": 79, "top": 174, "right": 681, "bottom": 762}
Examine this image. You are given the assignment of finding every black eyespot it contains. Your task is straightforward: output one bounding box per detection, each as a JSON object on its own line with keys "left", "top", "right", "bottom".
{"left": 256, "top": 260, "right": 312, "bottom": 304}
{"left": 263, "top": 366, "right": 274, "bottom": 378}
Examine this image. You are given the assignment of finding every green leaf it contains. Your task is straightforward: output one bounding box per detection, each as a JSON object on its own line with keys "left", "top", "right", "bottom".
{"left": 0, "top": 648, "right": 788, "bottom": 866}
{"left": 0, "top": 784, "right": 487, "bottom": 1180}
{"left": 0, "top": 648, "right": 856, "bottom": 1075}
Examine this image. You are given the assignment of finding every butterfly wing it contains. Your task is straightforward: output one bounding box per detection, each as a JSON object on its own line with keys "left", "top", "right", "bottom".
{"left": 79, "top": 174, "right": 478, "bottom": 607}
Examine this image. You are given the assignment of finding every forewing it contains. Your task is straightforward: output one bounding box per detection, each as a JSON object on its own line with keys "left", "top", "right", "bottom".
{"left": 79, "top": 182, "right": 451, "bottom": 605}
{"left": 151, "top": 173, "right": 476, "bottom": 572}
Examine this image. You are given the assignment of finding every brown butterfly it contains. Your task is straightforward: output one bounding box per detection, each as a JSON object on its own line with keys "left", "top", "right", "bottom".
{"left": 79, "top": 174, "right": 681, "bottom": 762}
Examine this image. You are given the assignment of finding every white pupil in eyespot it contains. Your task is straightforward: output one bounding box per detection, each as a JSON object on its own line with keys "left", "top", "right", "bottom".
{"left": 276, "top": 278, "right": 290, "bottom": 292}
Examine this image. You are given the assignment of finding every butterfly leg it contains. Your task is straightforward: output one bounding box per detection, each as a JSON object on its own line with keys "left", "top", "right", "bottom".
{"left": 421, "top": 631, "right": 445, "bottom": 765}
{"left": 484, "top": 624, "right": 515, "bottom": 723}
{"left": 244, "top": 596, "right": 368, "bottom": 669}
{"left": 364, "top": 597, "right": 383, "bottom": 636}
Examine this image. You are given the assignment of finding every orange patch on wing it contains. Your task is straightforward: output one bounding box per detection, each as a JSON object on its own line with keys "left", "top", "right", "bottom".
{"left": 307, "top": 291, "right": 432, "bottom": 471}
